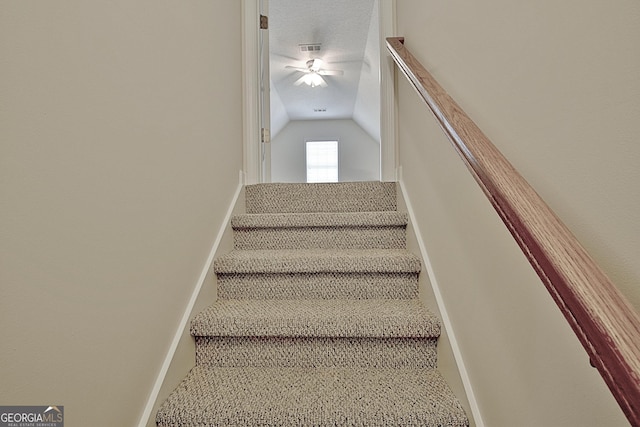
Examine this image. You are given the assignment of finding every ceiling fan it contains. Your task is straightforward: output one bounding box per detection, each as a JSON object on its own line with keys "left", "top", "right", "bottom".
{"left": 285, "top": 59, "right": 344, "bottom": 88}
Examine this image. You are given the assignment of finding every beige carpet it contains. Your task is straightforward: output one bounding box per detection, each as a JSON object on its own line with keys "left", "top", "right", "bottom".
{"left": 156, "top": 181, "right": 469, "bottom": 426}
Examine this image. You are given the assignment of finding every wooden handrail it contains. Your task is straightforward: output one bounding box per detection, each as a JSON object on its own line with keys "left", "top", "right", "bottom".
{"left": 387, "top": 36, "right": 640, "bottom": 426}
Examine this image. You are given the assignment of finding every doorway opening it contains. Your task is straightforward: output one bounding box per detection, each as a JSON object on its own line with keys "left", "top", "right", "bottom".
{"left": 242, "top": 0, "right": 396, "bottom": 184}
{"left": 267, "top": 0, "right": 381, "bottom": 183}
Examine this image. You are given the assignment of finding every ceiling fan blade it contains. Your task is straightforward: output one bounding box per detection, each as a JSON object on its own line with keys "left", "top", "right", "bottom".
{"left": 293, "top": 75, "right": 308, "bottom": 86}
{"left": 318, "top": 69, "right": 344, "bottom": 76}
{"left": 285, "top": 65, "right": 311, "bottom": 73}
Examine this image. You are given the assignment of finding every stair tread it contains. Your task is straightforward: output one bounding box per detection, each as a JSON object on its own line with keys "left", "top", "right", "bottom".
{"left": 191, "top": 299, "right": 440, "bottom": 337}
{"left": 214, "top": 248, "right": 421, "bottom": 274}
{"left": 245, "top": 181, "right": 397, "bottom": 213}
{"left": 232, "top": 211, "right": 408, "bottom": 229}
{"left": 156, "top": 366, "right": 469, "bottom": 427}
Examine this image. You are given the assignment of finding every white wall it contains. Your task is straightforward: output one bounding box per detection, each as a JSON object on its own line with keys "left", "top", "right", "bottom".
{"left": 396, "top": 0, "right": 640, "bottom": 425}
{"left": 0, "top": 2, "right": 243, "bottom": 426}
{"left": 269, "top": 79, "right": 290, "bottom": 139}
{"left": 271, "top": 119, "right": 380, "bottom": 182}
{"left": 352, "top": 0, "right": 381, "bottom": 142}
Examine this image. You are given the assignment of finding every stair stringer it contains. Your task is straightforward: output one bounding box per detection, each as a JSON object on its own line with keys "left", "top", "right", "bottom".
{"left": 138, "top": 172, "right": 246, "bottom": 427}
{"left": 397, "top": 178, "right": 484, "bottom": 427}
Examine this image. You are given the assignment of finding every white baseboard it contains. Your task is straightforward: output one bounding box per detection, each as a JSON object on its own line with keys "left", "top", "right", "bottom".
{"left": 136, "top": 170, "right": 244, "bottom": 427}
{"left": 398, "top": 175, "right": 485, "bottom": 427}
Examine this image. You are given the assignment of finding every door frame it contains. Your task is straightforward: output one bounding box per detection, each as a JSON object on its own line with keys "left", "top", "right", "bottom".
{"left": 241, "top": 0, "right": 397, "bottom": 184}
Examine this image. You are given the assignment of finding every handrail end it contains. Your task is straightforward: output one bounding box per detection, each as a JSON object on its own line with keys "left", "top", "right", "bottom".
{"left": 386, "top": 36, "right": 405, "bottom": 45}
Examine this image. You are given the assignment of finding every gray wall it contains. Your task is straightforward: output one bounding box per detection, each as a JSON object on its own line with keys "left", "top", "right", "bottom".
{"left": 0, "top": 2, "right": 243, "bottom": 425}
{"left": 396, "top": 0, "right": 640, "bottom": 425}
{"left": 352, "top": 0, "right": 381, "bottom": 142}
{"left": 271, "top": 119, "right": 380, "bottom": 182}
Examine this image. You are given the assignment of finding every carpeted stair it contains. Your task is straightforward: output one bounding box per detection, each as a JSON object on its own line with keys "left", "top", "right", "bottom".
{"left": 156, "top": 181, "right": 469, "bottom": 426}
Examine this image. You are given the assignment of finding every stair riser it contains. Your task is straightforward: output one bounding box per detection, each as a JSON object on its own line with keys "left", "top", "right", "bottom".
{"left": 233, "top": 226, "right": 407, "bottom": 250}
{"left": 217, "top": 272, "right": 418, "bottom": 300}
{"left": 245, "top": 182, "right": 397, "bottom": 214}
{"left": 195, "top": 336, "right": 437, "bottom": 369}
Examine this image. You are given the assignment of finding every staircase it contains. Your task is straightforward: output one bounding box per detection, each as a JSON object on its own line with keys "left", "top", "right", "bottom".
{"left": 156, "top": 181, "right": 469, "bottom": 426}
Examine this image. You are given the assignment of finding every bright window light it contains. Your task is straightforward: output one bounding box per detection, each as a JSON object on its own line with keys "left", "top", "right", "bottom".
{"left": 306, "top": 140, "right": 338, "bottom": 183}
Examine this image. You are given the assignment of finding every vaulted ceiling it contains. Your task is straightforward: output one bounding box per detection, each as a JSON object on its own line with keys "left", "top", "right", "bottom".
{"left": 268, "top": 0, "right": 379, "bottom": 140}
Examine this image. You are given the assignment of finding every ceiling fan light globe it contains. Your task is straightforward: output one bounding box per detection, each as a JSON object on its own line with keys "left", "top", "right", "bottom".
{"left": 303, "top": 72, "right": 325, "bottom": 88}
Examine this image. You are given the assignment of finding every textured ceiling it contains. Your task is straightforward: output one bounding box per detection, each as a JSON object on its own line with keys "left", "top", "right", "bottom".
{"left": 268, "top": 0, "right": 378, "bottom": 138}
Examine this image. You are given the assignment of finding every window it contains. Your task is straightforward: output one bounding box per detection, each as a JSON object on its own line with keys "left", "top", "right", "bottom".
{"left": 306, "top": 140, "right": 338, "bottom": 183}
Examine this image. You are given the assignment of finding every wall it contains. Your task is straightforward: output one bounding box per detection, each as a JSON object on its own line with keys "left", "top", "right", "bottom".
{"left": 0, "top": 2, "right": 243, "bottom": 426}
{"left": 352, "top": 0, "right": 381, "bottom": 142}
{"left": 269, "top": 81, "right": 290, "bottom": 140}
{"left": 271, "top": 119, "right": 380, "bottom": 182}
{"left": 396, "top": 0, "right": 640, "bottom": 425}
